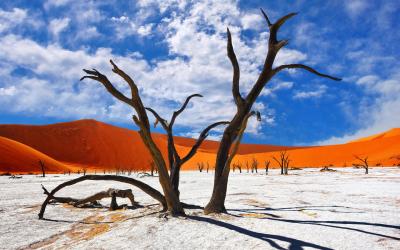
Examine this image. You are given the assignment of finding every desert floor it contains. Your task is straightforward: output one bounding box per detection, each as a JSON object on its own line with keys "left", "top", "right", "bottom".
{"left": 1, "top": 168, "right": 399, "bottom": 249}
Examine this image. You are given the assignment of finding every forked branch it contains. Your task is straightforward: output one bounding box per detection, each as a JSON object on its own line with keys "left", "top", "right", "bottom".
{"left": 170, "top": 94, "right": 203, "bottom": 127}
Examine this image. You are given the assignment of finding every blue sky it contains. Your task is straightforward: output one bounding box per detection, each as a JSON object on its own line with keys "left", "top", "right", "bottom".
{"left": 0, "top": 0, "right": 399, "bottom": 146}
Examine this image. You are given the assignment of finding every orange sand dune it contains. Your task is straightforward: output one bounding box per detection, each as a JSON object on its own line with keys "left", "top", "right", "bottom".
{"left": 232, "top": 134, "right": 400, "bottom": 169}
{"left": 0, "top": 119, "right": 399, "bottom": 173}
{"left": 349, "top": 128, "right": 400, "bottom": 143}
{"left": 0, "top": 120, "right": 167, "bottom": 172}
{"left": 0, "top": 136, "right": 70, "bottom": 174}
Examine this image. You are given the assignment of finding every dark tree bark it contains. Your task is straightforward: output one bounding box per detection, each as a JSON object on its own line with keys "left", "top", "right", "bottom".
{"left": 38, "top": 175, "right": 166, "bottom": 219}
{"left": 205, "top": 111, "right": 256, "bottom": 213}
{"left": 204, "top": 9, "right": 340, "bottom": 214}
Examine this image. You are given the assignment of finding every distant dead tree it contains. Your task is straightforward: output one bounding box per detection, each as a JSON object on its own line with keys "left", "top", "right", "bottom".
{"left": 150, "top": 161, "right": 156, "bottom": 176}
{"left": 232, "top": 162, "right": 242, "bottom": 173}
{"left": 205, "top": 9, "right": 340, "bottom": 214}
{"left": 251, "top": 157, "right": 258, "bottom": 173}
{"left": 320, "top": 166, "right": 337, "bottom": 172}
{"left": 354, "top": 155, "right": 369, "bottom": 174}
{"left": 197, "top": 162, "right": 205, "bottom": 172}
{"left": 246, "top": 161, "right": 250, "bottom": 173}
{"left": 272, "top": 151, "right": 290, "bottom": 175}
{"left": 82, "top": 168, "right": 87, "bottom": 176}
{"left": 39, "top": 160, "right": 45, "bottom": 177}
{"left": 206, "top": 162, "right": 210, "bottom": 173}
{"left": 265, "top": 160, "right": 270, "bottom": 175}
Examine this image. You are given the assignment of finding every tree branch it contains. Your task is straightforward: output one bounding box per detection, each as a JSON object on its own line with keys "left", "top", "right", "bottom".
{"left": 109, "top": 60, "right": 140, "bottom": 97}
{"left": 260, "top": 8, "right": 272, "bottom": 27}
{"left": 170, "top": 94, "right": 203, "bottom": 128}
{"left": 109, "top": 60, "right": 151, "bottom": 130}
{"left": 181, "top": 121, "right": 230, "bottom": 164}
{"left": 227, "top": 28, "right": 243, "bottom": 107}
{"left": 273, "top": 64, "right": 342, "bottom": 81}
{"left": 80, "top": 69, "right": 133, "bottom": 107}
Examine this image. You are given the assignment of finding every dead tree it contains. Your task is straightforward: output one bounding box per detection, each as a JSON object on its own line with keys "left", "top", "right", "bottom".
{"left": 265, "top": 160, "right": 270, "bottom": 175}
{"left": 232, "top": 162, "right": 242, "bottom": 173}
{"left": 197, "top": 162, "right": 205, "bottom": 172}
{"left": 251, "top": 157, "right": 258, "bottom": 173}
{"left": 206, "top": 162, "right": 210, "bottom": 173}
{"left": 82, "top": 168, "right": 87, "bottom": 176}
{"left": 272, "top": 151, "right": 290, "bottom": 175}
{"left": 204, "top": 9, "right": 340, "bottom": 214}
{"left": 354, "top": 155, "right": 369, "bottom": 174}
{"left": 150, "top": 161, "right": 156, "bottom": 176}
{"left": 39, "top": 160, "right": 45, "bottom": 177}
{"left": 246, "top": 161, "right": 250, "bottom": 173}
{"left": 38, "top": 175, "right": 166, "bottom": 219}
{"left": 82, "top": 60, "right": 228, "bottom": 215}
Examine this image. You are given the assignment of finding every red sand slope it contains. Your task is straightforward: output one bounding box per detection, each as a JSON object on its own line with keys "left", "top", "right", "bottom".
{"left": 0, "top": 136, "right": 69, "bottom": 173}
{"left": 0, "top": 120, "right": 167, "bottom": 172}
{"left": 0, "top": 119, "right": 399, "bottom": 173}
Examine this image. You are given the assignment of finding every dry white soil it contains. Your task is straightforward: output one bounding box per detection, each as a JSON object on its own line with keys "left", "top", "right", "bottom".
{"left": 1, "top": 168, "right": 399, "bottom": 249}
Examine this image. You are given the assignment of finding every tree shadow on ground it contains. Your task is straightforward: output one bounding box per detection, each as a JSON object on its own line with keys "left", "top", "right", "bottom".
{"left": 187, "top": 215, "right": 333, "bottom": 250}
{"left": 230, "top": 205, "right": 365, "bottom": 214}
{"left": 226, "top": 205, "right": 400, "bottom": 241}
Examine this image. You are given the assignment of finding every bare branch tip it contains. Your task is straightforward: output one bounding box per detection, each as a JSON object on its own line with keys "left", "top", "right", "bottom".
{"left": 260, "top": 8, "right": 272, "bottom": 26}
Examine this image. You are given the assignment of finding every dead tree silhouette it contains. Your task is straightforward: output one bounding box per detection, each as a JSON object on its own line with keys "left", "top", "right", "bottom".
{"left": 205, "top": 9, "right": 340, "bottom": 214}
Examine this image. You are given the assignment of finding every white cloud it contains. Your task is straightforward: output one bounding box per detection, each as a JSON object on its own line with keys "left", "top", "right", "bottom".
{"left": 317, "top": 73, "right": 400, "bottom": 145}
{"left": 261, "top": 81, "right": 294, "bottom": 96}
{"left": 0, "top": 8, "right": 27, "bottom": 33}
{"left": 44, "top": 0, "right": 73, "bottom": 9}
{"left": 344, "top": 0, "right": 369, "bottom": 18}
{"left": 0, "top": 86, "right": 17, "bottom": 96}
{"left": 49, "top": 18, "right": 70, "bottom": 38}
{"left": 137, "top": 23, "right": 154, "bottom": 36}
{"left": 293, "top": 85, "right": 327, "bottom": 99}
{"left": 241, "top": 13, "right": 263, "bottom": 30}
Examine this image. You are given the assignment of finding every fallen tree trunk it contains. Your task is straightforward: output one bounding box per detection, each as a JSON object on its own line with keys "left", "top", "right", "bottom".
{"left": 38, "top": 175, "right": 166, "bottom": 219}
{"left": 42, "top": 185, "right": 136, "bottom": 209}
